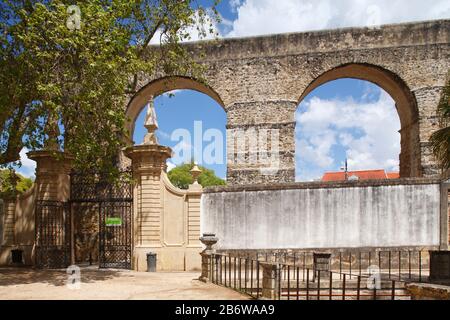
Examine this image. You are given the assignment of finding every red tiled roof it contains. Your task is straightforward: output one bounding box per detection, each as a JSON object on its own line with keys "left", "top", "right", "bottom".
{"left": 386, "top": 172, "right": 400, "bottom": 179}
{"left": 322, "top": 169, "right": 399, "bottom": 181}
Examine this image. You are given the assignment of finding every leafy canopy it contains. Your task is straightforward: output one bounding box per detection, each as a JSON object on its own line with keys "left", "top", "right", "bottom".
{"left": 168, "top": 162, "right": 225, "bottom": 189}
{"left": 431, "top": 74, "right": 450, "bottom": 174}
{"left": 0, "top": 0, "right": 220, "bottom": 175}
{"left": 0, "top": 169, "right": 33, "bottom": 198}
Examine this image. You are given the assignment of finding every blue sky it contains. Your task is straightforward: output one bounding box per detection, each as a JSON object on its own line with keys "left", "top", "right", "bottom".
{"left": 134, "top": 92, "right": 227, "bottom": 178}
{"left": 132, "top": 79, "right": 400, "bottom": 181}
{"left": 15, "top": 0, "right": 450, "bottom": 180}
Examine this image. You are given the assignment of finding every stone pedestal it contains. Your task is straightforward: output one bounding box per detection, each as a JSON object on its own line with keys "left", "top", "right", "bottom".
{"left": 124, "top": 144, "right": 172, "bottom": 271}
{"left": 260, "top": 262, "right": 279, "bottom": 300}
{"left": 199, "top": 233, "right": 218, "bottom": 283}
{"left": 28, "top": 151, "right": 73, "bottom": 202}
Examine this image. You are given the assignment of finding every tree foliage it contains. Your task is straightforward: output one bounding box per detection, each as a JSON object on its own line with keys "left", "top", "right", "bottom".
{"left": 431, "top": 75, "right": 450, "bottom": 175}
{"left": 0, "top": 169, "right": 33, "bottom": 198}
{"left": 0, "top": 0, "right": 220, "bottom": 174}
{"left": 168, "top": 162, "right": 225, "bottom": 189}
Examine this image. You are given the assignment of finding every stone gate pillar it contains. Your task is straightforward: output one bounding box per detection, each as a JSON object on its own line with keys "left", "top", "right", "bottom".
{"left": 28, "top": 150, "right": 74, "bottom": 266}
{"left": 28, "top": 151, "right": 73, "bottom": 202}
{"left": 123, "top": 98, "right": 172, "bottom": 271}
{"left": 124, "top": 143, "right": 172, "bottom": 254}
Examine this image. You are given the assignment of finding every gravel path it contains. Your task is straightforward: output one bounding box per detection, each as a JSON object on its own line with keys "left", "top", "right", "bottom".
{"left": 0, "top": 266, "right": 249, "bottom": 300}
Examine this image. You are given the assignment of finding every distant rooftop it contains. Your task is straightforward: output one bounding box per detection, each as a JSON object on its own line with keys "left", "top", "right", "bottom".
{"left": 322, "top": 169, "right": 399, "bottom": 182}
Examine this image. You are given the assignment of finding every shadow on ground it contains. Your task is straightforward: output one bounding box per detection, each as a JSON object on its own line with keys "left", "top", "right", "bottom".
{"left": 0, "top": 266, "right": 127, "bottom": 287}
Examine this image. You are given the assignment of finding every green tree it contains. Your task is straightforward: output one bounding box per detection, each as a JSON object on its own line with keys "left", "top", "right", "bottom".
{"left": 0, "top": 169, "right": 34, "bottom": 198}
{"left": 0, "top": 0, "right": 220, "bottom": 175}
{"left": 431, "top": 75, "right": 450, "bottom": 175}
{"left": 168, "top": 163, "right": 225, "bottom": 189}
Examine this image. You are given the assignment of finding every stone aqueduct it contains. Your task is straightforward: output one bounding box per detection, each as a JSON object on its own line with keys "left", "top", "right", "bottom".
{"left": 1, "top": 20, "right": 449, "bottom": 271}
{"left": 125, "top": 19, "right": 450, "bottom": 184}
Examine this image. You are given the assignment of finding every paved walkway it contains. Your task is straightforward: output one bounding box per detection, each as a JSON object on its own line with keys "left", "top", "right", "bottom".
{"left": 0, "top": 267, "right": 249, "bottom": 300}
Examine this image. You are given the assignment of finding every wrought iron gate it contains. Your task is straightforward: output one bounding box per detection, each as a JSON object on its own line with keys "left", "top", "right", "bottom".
{"left": 70, "top": 170, "right": 133, "bottom": 269}
{"left": 35, "top": 200, "right": 71, "bottom": 268}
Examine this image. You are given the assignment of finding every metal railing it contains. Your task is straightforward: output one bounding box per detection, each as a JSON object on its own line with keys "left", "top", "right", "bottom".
{"left": 210, "top": 253, "right": 262, "bottom": 299}
{"left": 208, "top": 249, "right": 432, "bottom": 300}
{"left": 277, "top": 264, "right": 411, "bottom": 300}
{"left": 249, "top": 249, "right": 430, "bottom": 283}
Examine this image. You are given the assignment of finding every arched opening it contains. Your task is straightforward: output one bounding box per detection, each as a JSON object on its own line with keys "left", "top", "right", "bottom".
{"left": 295, "top": 64, "right": 420, "bottom": 182}
{"left": 126, "top": 76, "right": 225, "bottom": 139}
{"left": 127, "top": 76, "right": 227, "bottom": 182}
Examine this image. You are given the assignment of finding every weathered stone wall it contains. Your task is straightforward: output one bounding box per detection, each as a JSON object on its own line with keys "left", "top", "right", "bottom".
{"left": 1, "top": 199, "right": 15, "bottom": 246}
{"left": 407, "top": 283, "right": 450, "bottom": 300}
{"left": 202, "top": 179, "right": 444, "bottom": 250}
{"left": 0, "top": 186, "right": 36, "bottom": 266}
{"left": 126, "top": 19, "right": 450, "bottom": 185}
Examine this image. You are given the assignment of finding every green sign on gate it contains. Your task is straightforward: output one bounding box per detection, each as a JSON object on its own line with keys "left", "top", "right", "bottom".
{"left": 106, "top": 217, "right": 122, "bottom": 226}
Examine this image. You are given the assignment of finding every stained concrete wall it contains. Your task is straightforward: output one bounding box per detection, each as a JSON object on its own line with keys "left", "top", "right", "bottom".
{"left": 202, "top": 179, "right": 443, "bottom": 250}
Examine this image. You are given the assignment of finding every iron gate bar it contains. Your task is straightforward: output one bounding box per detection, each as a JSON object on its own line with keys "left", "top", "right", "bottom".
{"left": 228, "top": 256, "right": 230, "bottom": 287}
{"left": 306, "top": 268, "right": 310, "bottom": 300}
{"left": 329, "top": 272, "right": 333, "bottom": 300}
{"left": 357, "top": 276, "right": 361, "bottom": 300}
{"left": 349, "top": 252, "right": 352, "bottom": 279}
{"left": 389, "top": 251, "right": 392, "bottom": 278}
{"left": 251, "top": 260, "right": 254, "bottom": 295}
{"left": 342, "top": 274, "right": 346, "bottom": 300}
{"left": 239, "top": 258, "right": 241, "bottom": 289}
{"left": 419, "top": 251, "right": 422, "bottom": 281}
{"left": 391, "top": 280, "right": 396, "bottom": 300}
{"left": 224, "top": 256, "right": 226, "bottom": 285}
{"left": 317, "top": 269, "right": 321, "bottom": 300}
{"left": 287, "top": 265, "right": 290, "bottom": 300}
{"left": 409, "top": 250, "right": 412, "bottom": 279}
{"left": 35, "top": 200, "right": 71, "bottom": 269}
{"left": 70, "top": 170, "right": 133, "bottom": 270}
{"left": 257, "top": 261, "right": 260, "bottom": 299}
{"left": 234, "top": 257, "right": 236, "bottom": 289}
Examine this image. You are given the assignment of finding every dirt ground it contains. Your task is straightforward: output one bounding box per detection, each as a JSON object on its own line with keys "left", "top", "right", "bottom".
{"left": 0, "top": 266, "right": 249, "bottom": 300}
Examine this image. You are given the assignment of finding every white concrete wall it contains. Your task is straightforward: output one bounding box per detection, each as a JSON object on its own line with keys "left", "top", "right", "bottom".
{"left": 201, "top": 183, "right": 441, "bottom": 249}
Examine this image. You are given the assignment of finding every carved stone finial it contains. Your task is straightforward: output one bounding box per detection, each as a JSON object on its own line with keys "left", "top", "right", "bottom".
{"left": 143, "top": 96, "right": 159, "bottom": 145}
{"left": 44, "top": 113, "right": 61, "bottom": 151}
{"left": 190, "top": 164, "right": 202, "bottom": 184}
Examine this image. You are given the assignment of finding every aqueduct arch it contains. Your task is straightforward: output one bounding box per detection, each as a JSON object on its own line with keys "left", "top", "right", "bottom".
{"left": 297, "top": 63, "right": 420, "bottom": 177}
{"left": 125, "top": 76, "right": 225, "bottom": 139}
{"left": 125, "top": 19, "right": 450, "bottom": 185}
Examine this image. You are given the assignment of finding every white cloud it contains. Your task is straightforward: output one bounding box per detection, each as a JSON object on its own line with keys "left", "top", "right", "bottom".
{"left": 166, "top": 160, "right": 176, "bottom": 172}
{"left": 16, "top": 147, "right": 36, "bottom": 178}
{"left": 150, "top": 10, "right": 221, "bottom": 44}
{"left": 229, "top": 0, "right": 242, "bottom": 13}
{"left": 227, "top": 0, "right": 450, "bottom": 37}
{"left": 296, "top": 88, "right": 400, "bottom": 181}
